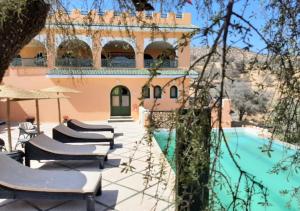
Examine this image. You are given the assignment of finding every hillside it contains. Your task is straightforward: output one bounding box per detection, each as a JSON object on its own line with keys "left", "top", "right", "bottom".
{"left": 190, "top": 47, "right": 276, "bottom": 124}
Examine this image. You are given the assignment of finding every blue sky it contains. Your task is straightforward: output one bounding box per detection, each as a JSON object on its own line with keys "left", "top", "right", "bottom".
{"left": 67, "top": 0, "right": 268, "bottom": 52}
{"left": 181, "top": 1, "right": 267, "bottom": 51}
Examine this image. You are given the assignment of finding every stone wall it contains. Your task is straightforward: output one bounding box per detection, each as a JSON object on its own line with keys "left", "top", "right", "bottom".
{"left": 142, "top": 99, "right": 232, "bottom": 129}
{"left": 146, "top": 111, "right": 175, "bottom": 129}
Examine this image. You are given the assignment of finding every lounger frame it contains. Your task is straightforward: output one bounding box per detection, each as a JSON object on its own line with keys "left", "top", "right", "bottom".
{"left": 67, "top": 119, "right": 114, "bottom": 133}
{"left": 24, "top": 142, "right": 108, "bottom": 169}
{"left": 53, "top": 128, "right": 114, "bottom": 149}
{"left": 0, "top": 180, "right": 101, "bottom": 211}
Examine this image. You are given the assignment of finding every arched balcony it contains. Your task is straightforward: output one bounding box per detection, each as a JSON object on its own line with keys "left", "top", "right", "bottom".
{"left": 56, "top": 39, "right": 93, "bottom": 67}
{"left": 11, "top": 40, "right": 47, "bottom": 67}
{"left": 144, "top": 41, "right": 177, "bottom": 68}
{"left": 101, "top": 41, "right": 135, "bottom": 68}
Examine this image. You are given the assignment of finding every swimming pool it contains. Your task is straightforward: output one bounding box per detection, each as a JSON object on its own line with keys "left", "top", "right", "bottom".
{"left": 154, "top": 128, "right": 299, "bottom": 210}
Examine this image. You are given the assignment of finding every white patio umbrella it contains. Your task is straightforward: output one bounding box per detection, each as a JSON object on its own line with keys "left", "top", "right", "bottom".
{"left": 30, "top": 90, "right": 60, "bottom": 133}
{"left": 0, "top": 85, "right": 53, "bottom": 151}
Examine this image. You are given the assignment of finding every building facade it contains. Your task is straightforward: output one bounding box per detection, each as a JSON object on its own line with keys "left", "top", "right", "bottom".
{"left": 1, "top": 10, "right": 198, "bottom": 122}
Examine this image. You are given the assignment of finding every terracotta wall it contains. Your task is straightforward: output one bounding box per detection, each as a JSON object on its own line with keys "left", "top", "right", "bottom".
{"left": 55, "top": 32, "right": 189, "bottom": 69}
{"left": 19, "top": 31, "right": 191, "bottom": 70}
{"left": 143, "top": 79, "right": 189, "bottom": 111}
{"left": 1, "top": 69, "right": 189, "bottom": 122}
{"left": 1, "top": 10, "right": 196, "bottom": 123}
{"left": 211, "top": 99, "right": 232, "bottom": 128}
{"left": 17, "top": 9, "right": 194, "bottom": 70}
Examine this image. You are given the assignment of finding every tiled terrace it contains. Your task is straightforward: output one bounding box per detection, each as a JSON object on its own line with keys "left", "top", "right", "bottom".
{"left": 0, "top": 122, "right": 175, "bottom": 211}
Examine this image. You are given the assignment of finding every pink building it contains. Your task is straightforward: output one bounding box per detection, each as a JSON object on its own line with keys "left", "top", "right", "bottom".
{"left": 0, "top": 10, "right": 199, "bottom": 123}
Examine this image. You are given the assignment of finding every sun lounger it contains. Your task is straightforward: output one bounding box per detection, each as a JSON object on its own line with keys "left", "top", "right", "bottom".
{"left": 53, "top": 124, "right": 114, "bottom": 149}
{"left": 0, "top": 154, "right": 102, "bottom": 211}
{"left": 67, "top": 119, "right": 114, "bottom": 133}
{"left": 24, "top": 134, "right": 109, "bottom": 169}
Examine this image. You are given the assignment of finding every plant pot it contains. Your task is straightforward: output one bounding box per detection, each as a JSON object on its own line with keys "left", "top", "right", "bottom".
{"left": 25, "top": 117, "right": 35, "bottom": 124}
{"left": 62, "top": 115, "right": 69, "bottom": 123}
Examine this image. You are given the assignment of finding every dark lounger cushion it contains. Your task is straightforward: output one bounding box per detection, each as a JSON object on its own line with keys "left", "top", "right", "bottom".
{"left": 67, "top": 119, "right": 114, "bottom": 132}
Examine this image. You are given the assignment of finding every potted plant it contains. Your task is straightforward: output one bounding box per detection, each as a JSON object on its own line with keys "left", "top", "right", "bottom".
{"left": 63, "top": 115, "right": 69, "bottom": 123}
{"left": 25, "top": 116, "right": 35, "bottom": 124}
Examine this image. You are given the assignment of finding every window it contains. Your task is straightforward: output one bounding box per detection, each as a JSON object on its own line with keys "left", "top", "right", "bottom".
{"left": 114, "top": 11, "right": 121, "bottom": 16}
{"left": 170, "top": 86, "right": 178, "bottom": 99}
{"left": 154, "top": 86, "right": 162, "bottom": 99}
{"left": 142, "top": 86, "right": 150, "bottom": 98}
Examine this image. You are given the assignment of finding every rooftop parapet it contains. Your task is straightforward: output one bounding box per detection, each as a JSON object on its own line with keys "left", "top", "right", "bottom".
{"left": 48, "top": 9, "right": 192, "bottom": 27}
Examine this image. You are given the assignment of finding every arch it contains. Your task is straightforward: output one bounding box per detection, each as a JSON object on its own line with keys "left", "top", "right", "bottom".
{"left": 153, "top": 86, "right": 162, "bottom": 99}
{"left": 101, "top": 37, "right": 136, "bottom": 49}
{"left": 144, "top": 38, "right": 177, "bottom": 50}
{"left": 55, "top": 35, "right": 92, "bottom": 49}
{"left": 144, "top": 41, "right": 177, "bottom": 68}
{"left": 20, "top": 39, "right": 47, "bottom": 57}
{"left": 102, "top": 40, "right": 135, "bottom": 68}
{"left": 56, "top": 39, "right": 93, "bottom": 67}
{"left": 110, "top": 86, "right": 131, "bottom": 116}
{"left": 142, "top": 85, "right": 150, "bottom": 99}
{"left": 170, "top": 86, "right": 178, "bottom": 99}
{"left": 18, "top": 39, "right": 47, "bottom": 66}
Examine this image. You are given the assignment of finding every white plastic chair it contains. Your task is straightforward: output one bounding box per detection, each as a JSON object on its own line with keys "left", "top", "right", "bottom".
{"left": 16, "top": 122, "right": 38, "bottom": 149}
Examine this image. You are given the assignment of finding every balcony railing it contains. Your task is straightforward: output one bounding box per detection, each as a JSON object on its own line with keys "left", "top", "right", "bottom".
{"left": 144, "top": 59, "right": 178, "bottom": 68}
{"left": 11, "top": 58, "right": 47, "bottom": 67}
{"left": 56, "top": 58, "right": 93, "bottom": 67}
{"left": 102, "top": 58, "right": 136, "bottom": 68}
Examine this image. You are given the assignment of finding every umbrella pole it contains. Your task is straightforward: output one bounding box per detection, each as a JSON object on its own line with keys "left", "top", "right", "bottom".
{"left": 35, "top": 99, "right": 40, "bottom": 133}
{"left": 57, "top": 98, "right": 61, "bottom": 123}
{"left": 6, "top": 98, "right": 12, "bottom": 152}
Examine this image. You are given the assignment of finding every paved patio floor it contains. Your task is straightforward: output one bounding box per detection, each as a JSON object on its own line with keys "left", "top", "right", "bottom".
{"left": 0, "top": 122, "right": 175, "bottom": 211}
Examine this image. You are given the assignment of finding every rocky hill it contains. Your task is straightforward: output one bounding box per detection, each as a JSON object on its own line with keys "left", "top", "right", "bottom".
{"left": 190, "top": 47, "right": 276, "bottom": 123}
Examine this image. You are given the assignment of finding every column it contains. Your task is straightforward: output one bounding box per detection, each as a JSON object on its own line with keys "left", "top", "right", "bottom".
{"left": 46, "top": 30, "right": 56, "bottom": 68}
{"left": 135, "top": 33, "right": 144, "bottom": 69}
{"left": 177, "top": 38, "right": 190, "bottom": 69}
{"left": 92, "top": 33, "right": 101, "bottom": 69}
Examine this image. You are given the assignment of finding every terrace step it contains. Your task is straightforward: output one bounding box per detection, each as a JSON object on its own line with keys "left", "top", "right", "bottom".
{"left": 108, "top": 116, "right": 134, "bottom": 122}
{"left": 110, "top": 116, "right": 133, "bottom": 119}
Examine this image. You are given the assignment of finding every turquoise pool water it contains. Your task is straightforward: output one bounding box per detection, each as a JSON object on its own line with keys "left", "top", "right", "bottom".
{"left": 154, "top": 128, "right": 299, "bottom": 210}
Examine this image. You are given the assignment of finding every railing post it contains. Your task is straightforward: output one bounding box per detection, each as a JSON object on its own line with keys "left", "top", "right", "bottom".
{"left": 176, "top": 108, "right": 211, "bottom": 211}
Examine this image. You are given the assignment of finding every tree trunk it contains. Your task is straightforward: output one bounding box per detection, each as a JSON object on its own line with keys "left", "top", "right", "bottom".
{"left": 0, "top": 0, "right": 50, "bottom": 82}
{"left": 239, "top": 110, "right": 245, "bottom": 121}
